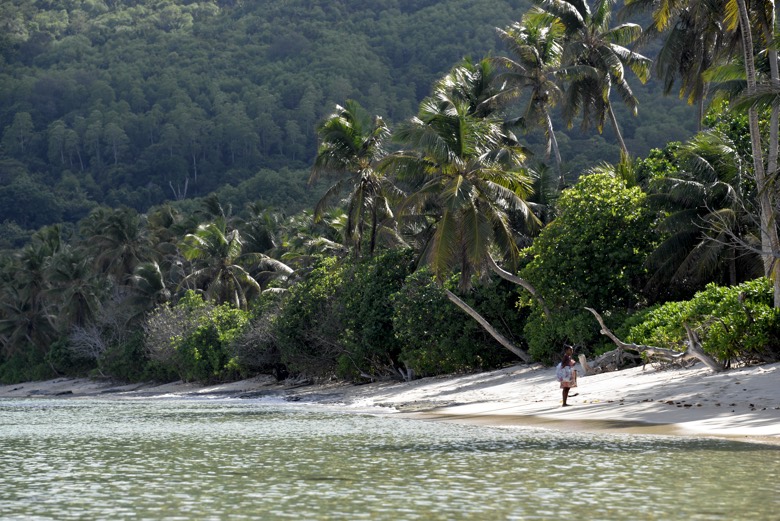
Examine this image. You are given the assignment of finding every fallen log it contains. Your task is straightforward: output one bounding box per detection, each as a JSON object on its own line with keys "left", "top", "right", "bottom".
{"left": 584, "top": 307, "right": 724, "bottom": 374}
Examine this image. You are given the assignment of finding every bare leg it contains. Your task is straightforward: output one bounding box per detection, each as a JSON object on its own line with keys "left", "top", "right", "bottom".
{"left": 562, "top": 387, "right": 570, "bottom": 406}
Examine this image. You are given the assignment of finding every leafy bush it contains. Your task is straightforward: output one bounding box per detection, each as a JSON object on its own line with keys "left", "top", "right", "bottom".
{"left": 521, "top": 173, "right": 656, "bottom": 362}
{"left": 337, "top": 249, "right": 415, "bottom": 380}
{"left": 174, "top": 304, "right": 249, "bottom": 383}
{"left": 143, "top": 291, "right": 250, "bottom": 383}
{"left": 273, "top": 257, "right": 346, "bottom": 377}
{"left": 625, "top": 278, "right": 780, "bottom": 364}
{"left": 0, "top": 349, "right": 56, "bottom": 384}
{"left": 97, "top": 331, "right": 151, "bottom": 383}
{"left": 228, "top": 291, "right": 286, "bottom": 379}
{"left": 524, "top": 309, "right": 608, "bottom": 365}
{"left": 391, "top": 270, "right": 517, "bottom": 376}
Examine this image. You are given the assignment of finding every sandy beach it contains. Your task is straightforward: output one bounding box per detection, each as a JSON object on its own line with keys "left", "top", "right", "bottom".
{"left": 2, "top": 361, "right": 779, "bottom": 444}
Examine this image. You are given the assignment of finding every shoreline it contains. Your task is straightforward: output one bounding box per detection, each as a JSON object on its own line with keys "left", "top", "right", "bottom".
{"left": 2, "top": 362, "right": 779, "bottom": 445}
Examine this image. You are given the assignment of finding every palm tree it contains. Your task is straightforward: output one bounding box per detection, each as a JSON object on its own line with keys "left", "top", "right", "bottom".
{"left": 626, "top": 0, "right": 780, "bottom": 306}
{"left": 495, "top": 9, "right": 568, "bottom": 186}
{"left": 179, "top": 218, "right": 291, "bottom": 309}
{"left": 45, "top": 245, "right": 110, "bottom": 329}
{"left": 0, "top": 227, "right": 64, "bottom": 357}
{"left": 310, "top": 100, "right": 402, "bottom": 257}
{"left": 646, "top": 128, "right": 762, "bottom": 298}
{"left": 536, "top": 0, "right": 651, "bottom": 156}
{"left": 237, "top": 203, "right": 283, "bottom": 254}
{"left": 729, "top": 0, "right": 780, "bottom": 306}
{"left": 623, "top": 0, "right": 727, "bottom": 129}
{"left": 386, "top": 75, "right": 550, "bottom": 360}
{"left": 392, "top": 94, "right": 537, "bottom": 283}
{"left": 79, "top": 207, "right": 156, "bottom": 285}
{"left": 126, "top": 261, "right": 172, "bottom": 322}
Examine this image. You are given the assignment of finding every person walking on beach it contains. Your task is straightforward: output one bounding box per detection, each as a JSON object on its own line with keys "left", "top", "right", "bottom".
{"left": 556, "top": 346, "right": 578, "bottom": 406}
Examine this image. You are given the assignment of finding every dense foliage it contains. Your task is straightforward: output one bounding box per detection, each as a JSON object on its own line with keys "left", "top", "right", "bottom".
{"left": 520, "top": 173, "right": 656, "bottom": 362}
{"left": 625, "top": 279, "right": 780, "bottom": 365}
{"left": 0, "top": 0, "right": 777, "bottom": 385}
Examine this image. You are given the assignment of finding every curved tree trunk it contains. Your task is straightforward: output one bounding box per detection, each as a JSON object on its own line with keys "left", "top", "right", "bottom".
{"left": 487, "top": 254, "right": 551, "bottom": 319}
{"left": 445, "top": 289, "right": 530, "bottom": 363}
{"left": 585, "top": 307, "right": 724, "bottom": 373}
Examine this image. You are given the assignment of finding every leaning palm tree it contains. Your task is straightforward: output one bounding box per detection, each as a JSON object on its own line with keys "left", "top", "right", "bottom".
{"left": 310, "top": 100, "right": 402, "bottom": 257}
{"left": 536, "top": 0, "right": 651, "bottom": 156}
{"left": 622, "top": 0, "right": 727, "bottom": 129}
{"left": 386, "top": 79, "right": 550, "bottom": 361}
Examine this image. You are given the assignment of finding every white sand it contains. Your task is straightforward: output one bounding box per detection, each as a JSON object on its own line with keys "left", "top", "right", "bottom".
{"left": 2, "top": 362, "right": 779, "bottom": 443}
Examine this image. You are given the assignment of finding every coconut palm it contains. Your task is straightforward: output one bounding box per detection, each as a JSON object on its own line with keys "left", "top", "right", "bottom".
{"left": 45, "top": 245, "right": 110, "bottom": 329}
{"left": 125, "top": 261, "right": 172, "bottom": 322}
{"left": 626, "top": 0, "right": 780, "bottom": 306}
{"left": 386, "top": 75, "right": 551, "bottom": 360}
{"left": 536, "top": 0, "right": 651, "bottom": 155}
{"left": 623, "top": 0, "right": 728, "bottom": 128}
{"left": 0, "top": 253, "right": 57, "bottom": 359}
{"left": 392, "top": 95, "right": 538, "bottom": 283}
{"left": 726, "top": 0, "right": 780, "bottom": 306}
{"left": 79, "top": 207, "right": 156, "bottom": 285}
{"left": 495, "top": 9, "right": 568, "bottom": 186}
{"left": 646, "top": 128, "right": 762, "bottom": 298}
{"left": 179, "top": 218, "right": 291, "bottom": 309}
{"left": 310, "top": 100, "right": 402, "bottom": 257}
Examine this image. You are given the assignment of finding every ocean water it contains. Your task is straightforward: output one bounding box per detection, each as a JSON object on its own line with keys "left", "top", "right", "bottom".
{"left": 1, "top": 398, "right": 778, "bottom": 520}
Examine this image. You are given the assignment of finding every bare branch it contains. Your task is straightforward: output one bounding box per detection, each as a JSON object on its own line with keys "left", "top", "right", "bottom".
{"left": 585, "top": 307, "right": 724, "bottom": 373}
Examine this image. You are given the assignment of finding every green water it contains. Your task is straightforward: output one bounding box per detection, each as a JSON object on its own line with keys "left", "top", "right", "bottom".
{"left": 1, "top": 398, "right": 778, "bottom": 520}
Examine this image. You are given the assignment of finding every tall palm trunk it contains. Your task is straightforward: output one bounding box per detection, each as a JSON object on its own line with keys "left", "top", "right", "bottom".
{"left": 545, "top": 111, "right": 564, "bottom": 188}
{"left": 607, "top": 104, "right": 629, "bottom": 156}
{"left": 736, "top": 0, "right": 780, "bottom": 307}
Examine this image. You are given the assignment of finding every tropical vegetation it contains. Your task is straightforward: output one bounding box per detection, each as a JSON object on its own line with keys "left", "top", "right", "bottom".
{"left": 0, "top": 0, "right": 778, "bottom": 385}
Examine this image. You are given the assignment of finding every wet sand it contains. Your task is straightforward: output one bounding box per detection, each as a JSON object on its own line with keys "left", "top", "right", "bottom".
{"left": 2, "top": 361, "right": 779, "bottom": 444}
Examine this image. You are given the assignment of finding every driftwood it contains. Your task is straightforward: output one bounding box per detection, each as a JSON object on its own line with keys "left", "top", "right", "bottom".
{"left": 584, "top": 307, "right": 724, "bottom": 374}
{"left": 578, "top": 351, "right": 642, "bottom": 376}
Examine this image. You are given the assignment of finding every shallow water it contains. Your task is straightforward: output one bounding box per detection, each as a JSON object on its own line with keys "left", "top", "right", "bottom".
{"left": 1, "top": 398, "right": 778, "bottom": 520}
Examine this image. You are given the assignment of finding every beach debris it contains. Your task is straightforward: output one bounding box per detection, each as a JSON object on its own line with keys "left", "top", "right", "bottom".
{"left": 585, "top": 307, "right": 724, "bottom": 373}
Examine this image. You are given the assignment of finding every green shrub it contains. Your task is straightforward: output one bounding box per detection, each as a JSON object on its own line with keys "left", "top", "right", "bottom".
{"left": 626, "top": 278, "right": 780, "bottom": 364}
{"left": 391, "top": 270, "right": 517, "bottom": 376}
{"left": 46, "top": 337, "right": 95, "bottom": 376}
{"left": 97, "top": 331, "right": 149, "bottom": 382}
{"left": 173, "top": 301, "right": 250, "bottom": 383}
{"left": 524, "top": 309, "right": 607, "bottom": 365}
{"left": 337, "top": 249, "right": 414, "bottom": 380}
{"left": 143, "top": 291, "right": 250, "bottom": 383}
{"left": 518, "top": 173, "right": 656, "bottom": 363}
{"left": 273, "top": 257, "right": 345, "bottom": 377}
{"left": 0, "top": 349, "right": 56, "bottom": 384}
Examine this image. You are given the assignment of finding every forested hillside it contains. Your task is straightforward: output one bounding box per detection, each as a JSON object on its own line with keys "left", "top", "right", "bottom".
{"left": 0, "top": 0, "right": 696, "bottom": 248}
{"left": 0, "top": 0, "right": 523, "bottom": 245}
